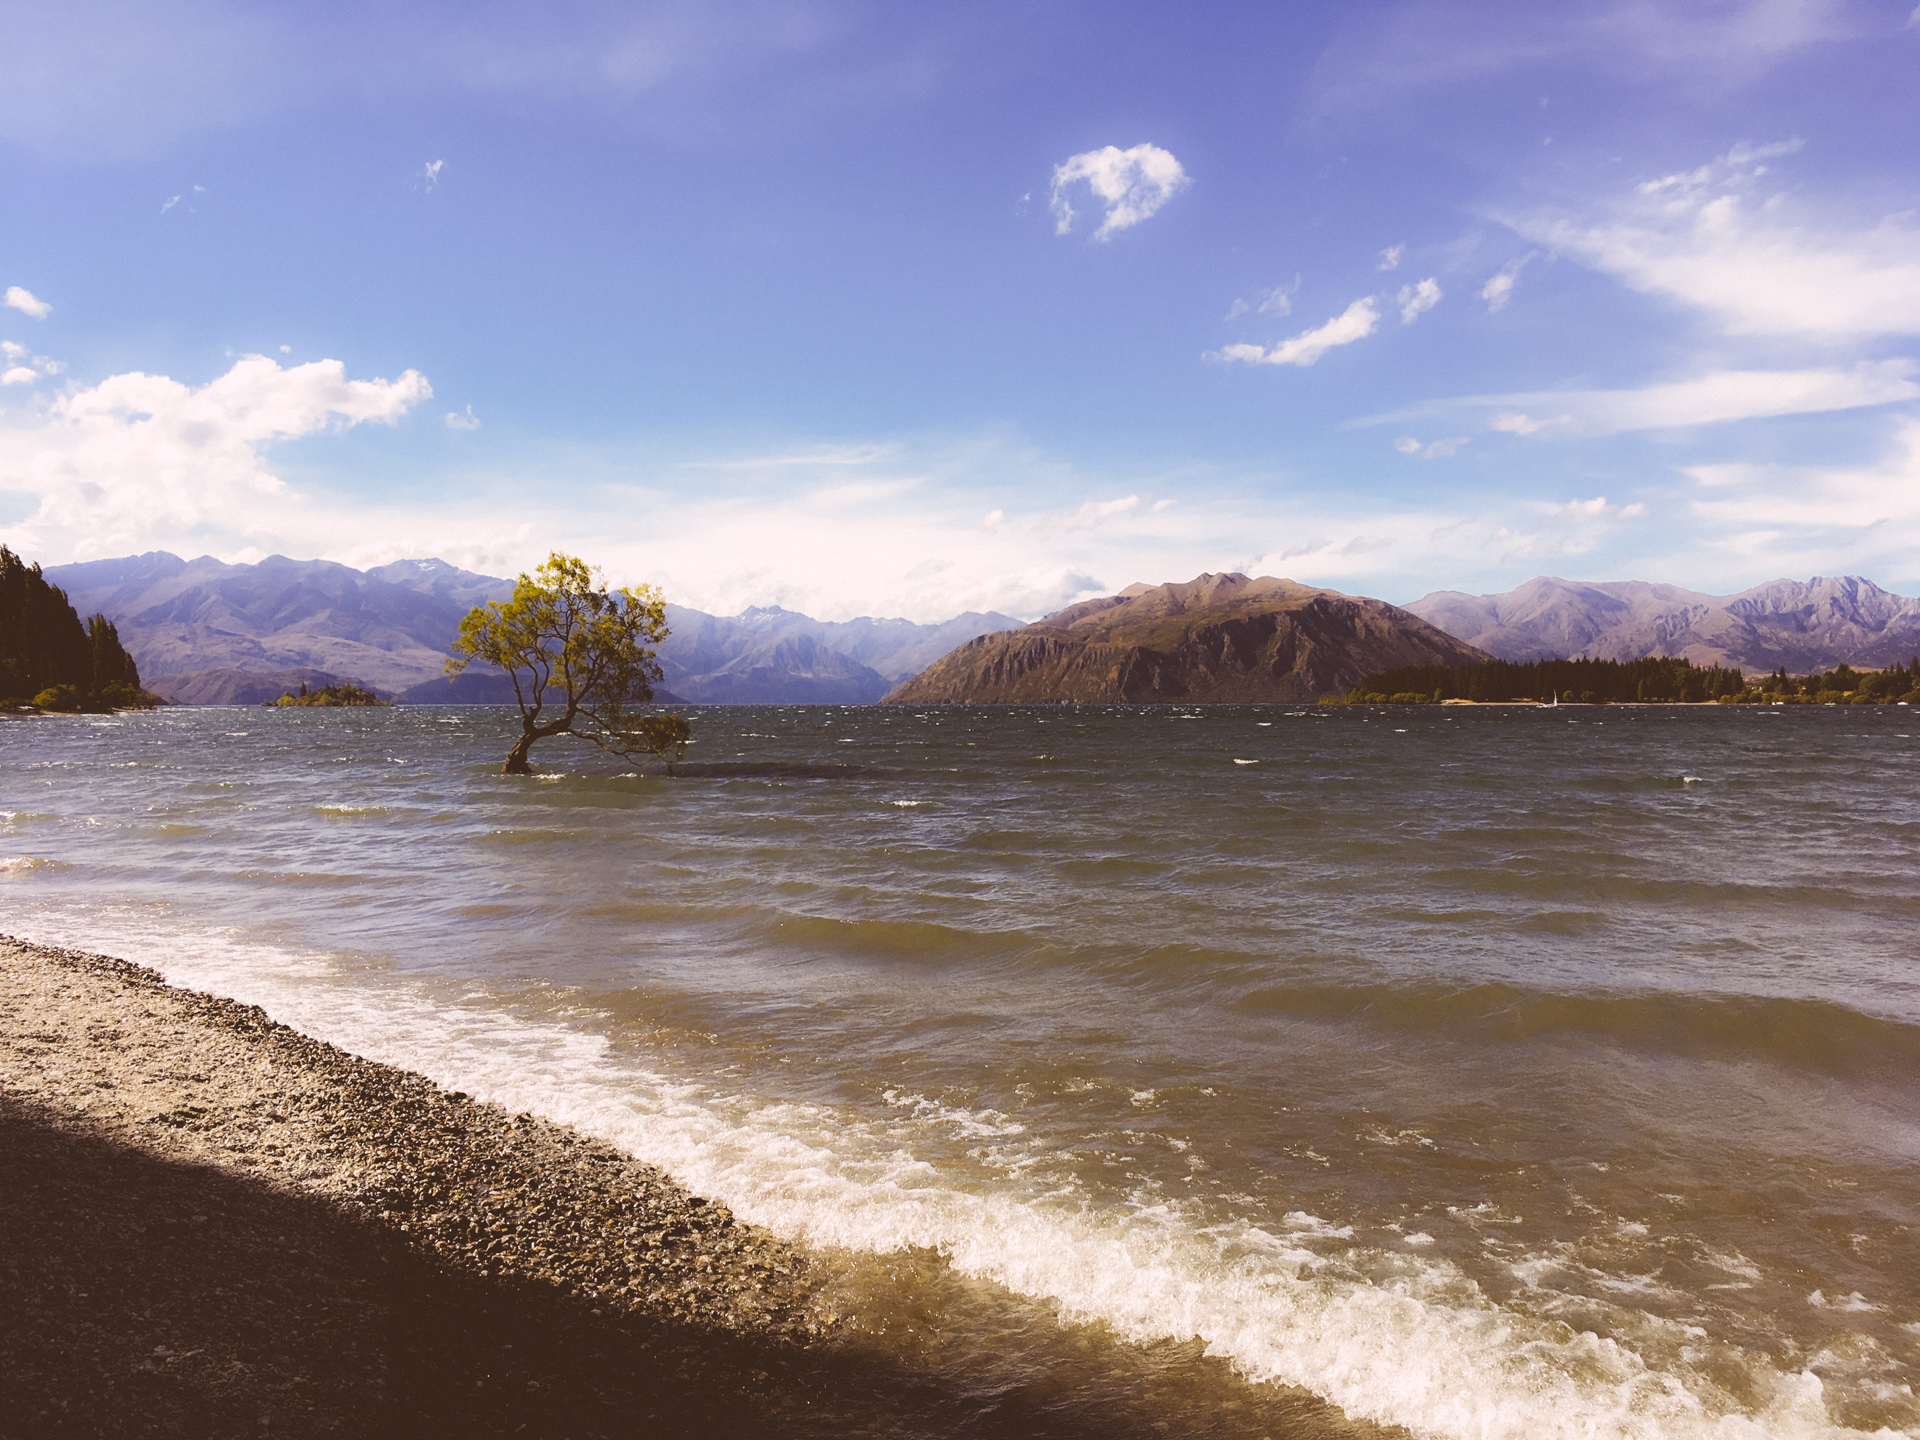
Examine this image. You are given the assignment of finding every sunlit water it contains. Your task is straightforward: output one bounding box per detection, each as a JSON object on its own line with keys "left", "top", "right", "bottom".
{"left": 4, "top": 703, "right": 1917, "bottom": 1438}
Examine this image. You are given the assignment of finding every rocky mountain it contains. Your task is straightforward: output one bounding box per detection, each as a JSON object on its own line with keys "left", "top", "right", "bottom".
{"left": 719, "top": 605, "right": 1025, "bottom": 684}
{"left": 46, "top": 553, "right": 508, "bottom": 698}
{"left": 1408, "top": 575, "right": 1920, "bottom": 673}
{"left": 884, "top": 573, "right": 1488, "bottom": 704}
{"left": 45, "top": 552, "right": 1019, "bottom": 704}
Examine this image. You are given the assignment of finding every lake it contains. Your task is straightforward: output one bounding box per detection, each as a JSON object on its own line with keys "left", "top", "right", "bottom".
{"left": 4, "top": 702, "right": 1917, "bottom": 1438}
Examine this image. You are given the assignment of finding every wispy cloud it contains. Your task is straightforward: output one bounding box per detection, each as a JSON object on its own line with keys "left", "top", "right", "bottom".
{"left": 1050, "top": 144, "right": 1190, "bottom": 241}
{"left": 1394, "top": 435, "right": 1467, "bottom": 459}
{"left": 421, "top": 158, "right": 444, "bottom": 190}
{"left": 1681, "top": 417, "right": 1920, "bottom": 578}
{"left": 1506, "top": 141, "right": 1920, "bottom": 338}
{"left": 1308, "top": 1, "right": 1859, "bottom": 117}
{"left": 4, "top": 286, "right": 51, "bottom": 319}
{"left": 1397, "top": 278, "right": 1442, "bottom": 323}
{"left": 160, "top": 184, "right": 205, "bottom": 216}
{"left": 1480, "top": 254, "right": 1533, "bottom": 312}
{"left": 445, "top": 404, "right": 480, "bottom": 430}
{"left": 1210, "top": 297, "right": 1382, "bottom": 368}
{"left": 1226, "top": 280, "right": 1299, "bottom": 322}
{"left": 1377, "top": 245, "right": 1404, "bottom": 271}
{"left": 1385, "top": 360, "right": 1920, "bottom": 438}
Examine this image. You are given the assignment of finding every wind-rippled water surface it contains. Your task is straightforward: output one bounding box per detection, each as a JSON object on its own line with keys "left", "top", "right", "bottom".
{"left": 4, "top": 703, "right": 1918, "bottom": 1438}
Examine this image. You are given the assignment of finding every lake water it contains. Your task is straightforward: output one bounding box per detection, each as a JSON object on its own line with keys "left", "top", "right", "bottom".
{"left": 4, "top": 703, "right": 1918, "bottom": 1438}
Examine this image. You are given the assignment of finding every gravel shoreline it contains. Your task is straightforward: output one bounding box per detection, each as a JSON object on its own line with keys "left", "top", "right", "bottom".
{"left": 2, "top": 935, "right": 858, "bottom": 1437}
{"left": 1, "top": 936, "right": 1384, "bottom": 1440}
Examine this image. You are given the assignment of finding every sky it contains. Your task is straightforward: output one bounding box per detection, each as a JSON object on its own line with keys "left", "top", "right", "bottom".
{"left": 3, "top": 0, "right": 1919, "bottom": 622}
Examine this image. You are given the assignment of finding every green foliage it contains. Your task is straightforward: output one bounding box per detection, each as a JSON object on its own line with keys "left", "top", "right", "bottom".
{"left": 621, "top": 713, "right": 693, "bottom": 774}
{"left": 88, "top": 615, "right": 140, "bottom": 690}
{"left": 1351, "top": 653, "right": 1920, "bottom": 706}
{"left": 1349, "top": 655, "right": 1746, "bottom": 705}
{"left": 1, "top": 546, "right": 155, "bottom": 709}
{"left": 448, "top": 552, "right": 689, "bottom": 773}
{"left": 32, "top": 684, "right": 84, "bottom": 712}
{"left": 1752, "top": 657, "right": 1920, "bottom": 703}
{"left": 267, "top": 683, "right": 390, "bottom": 707}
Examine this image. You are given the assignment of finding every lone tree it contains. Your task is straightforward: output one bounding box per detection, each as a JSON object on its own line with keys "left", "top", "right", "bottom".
{"left": 448, "top": 553, "right": 691, "bottom": 775}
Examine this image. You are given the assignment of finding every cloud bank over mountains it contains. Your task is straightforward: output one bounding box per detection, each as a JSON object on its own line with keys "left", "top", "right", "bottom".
{"left": 1, "top": 3, "right": 1917, "bottom": 609}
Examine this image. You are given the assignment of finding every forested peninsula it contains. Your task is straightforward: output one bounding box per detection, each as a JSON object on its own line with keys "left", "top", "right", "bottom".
{"left": 0, "top": 546, "right": 158, "bottom": 712}
{"left": 1344, "top": 655, "right": 1920, "bottom": 705}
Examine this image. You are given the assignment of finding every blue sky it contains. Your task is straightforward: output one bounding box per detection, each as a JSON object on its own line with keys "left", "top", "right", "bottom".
{"left": 3, "top": 1, "right": 1919, "bottom": 620}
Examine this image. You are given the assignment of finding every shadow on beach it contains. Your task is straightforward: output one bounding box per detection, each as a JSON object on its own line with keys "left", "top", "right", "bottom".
{"left": 0, "top": 1096, "right": 1386, "bottom": 1440}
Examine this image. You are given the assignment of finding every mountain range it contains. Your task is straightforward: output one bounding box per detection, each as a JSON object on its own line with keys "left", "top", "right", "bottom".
{"left": 43, "top": 551, "right": 1920, "bottom": 707}
{"left": 885, "top": 573, "right": 1487, "bottom": 704}
{"left": 1406, "top": 575, "right": 1920, "bottom": 674}
{"left": 45, "top": 553, "right": 1020, "bottom": 705}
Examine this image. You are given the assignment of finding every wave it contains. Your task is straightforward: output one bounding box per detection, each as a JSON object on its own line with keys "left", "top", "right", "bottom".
{"left": 759, "top": 912, "right": 1038, "bottom": 966}
{"left": 1232, "top": 979, "right": 1920, "bottom": 1077}
{"left": 12, "top": 920, "right": 1873, "bottom": 1440}
{"left": 673, "top": 761, "right": 883, "bottom": 780}
{"left": 1426, "top": 867, "right": 1887, "bottom": 912}
{"left": 0, "top": 855, "right": 71, "bottom": 876}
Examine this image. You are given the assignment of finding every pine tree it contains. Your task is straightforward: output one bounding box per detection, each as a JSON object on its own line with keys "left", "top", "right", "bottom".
{"left": 0, "top": 546, "right": 148, "bottom": 707}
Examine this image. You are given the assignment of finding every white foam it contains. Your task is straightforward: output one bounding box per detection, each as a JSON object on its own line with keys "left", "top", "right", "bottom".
{"left": 9, "top": 914, "right": 1898, "bottom": 1440}
{"left": 1, "top": 856, "right": 68, "bottom": 875}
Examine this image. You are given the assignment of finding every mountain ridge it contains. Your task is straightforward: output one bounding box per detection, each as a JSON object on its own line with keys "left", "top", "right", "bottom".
{"left": 884, "top": 573, "right": 1489, "bottom": 704}
{"left": 1407, "top": 575, "right": 1920, "bottom": 672}
{"left": 45, "top": 552, "right": 1020, "bottom": 705}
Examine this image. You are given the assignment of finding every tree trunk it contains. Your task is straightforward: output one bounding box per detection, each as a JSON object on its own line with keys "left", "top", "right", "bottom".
{"left": 502, "top": 728, "right": 538, "bottom": 774}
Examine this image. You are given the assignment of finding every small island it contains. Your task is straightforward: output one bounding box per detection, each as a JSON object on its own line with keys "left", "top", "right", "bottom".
{"left": 265, "top": 682, "right": 390, "bottom": 708}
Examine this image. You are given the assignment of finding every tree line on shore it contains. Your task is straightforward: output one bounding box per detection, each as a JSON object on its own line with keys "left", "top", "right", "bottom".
{"left": 0, "top": 546, "right": 156, "bottom": 711}
{"left": 1343, "top": 654, "right": 1920, "bottom": 705}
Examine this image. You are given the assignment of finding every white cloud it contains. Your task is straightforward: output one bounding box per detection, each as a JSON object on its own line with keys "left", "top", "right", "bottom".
{"left": 1508, "top": 141, "right": 1920, "bottom": 338}
{"left": 421, "top": 158, "right": 443, "bottom": 190}
{"left": 445, "top": 404, "right": 481, "bottom": 430}
{"left": 4, "top": 286, "right": 51, "bottom": 319}
{"left": 1067, "top": 495, "right": 1142, "bottom": 527}
{"left": 1050, "top": 144, "right": 1190, "bottom": 241}
{"left": 0, "top": 355, "right": 429, "bottom": 560}
{"left": 1489, "top": 411, "right": 1573, "bottom": 437}
{"left": 1555, "top": 496, "right": 1647, "bottom": 519}
{"left": 1210, "top": 297, "right": 1382, "bottom": 368}
{"left": 1377, "top": 245, "right": 1404, "bottom": 271}
{"left": 1397, "top": 277, "right": 1442, "bottom": 323}
{"left": 1, "top": 340, "right": 65, "bottom": 384}
{"left": 1480, "top": 254, "right": 1534, "bottom": 312}
{"left": 1395, "top": 435, "right": 1468, "bottom": 459}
